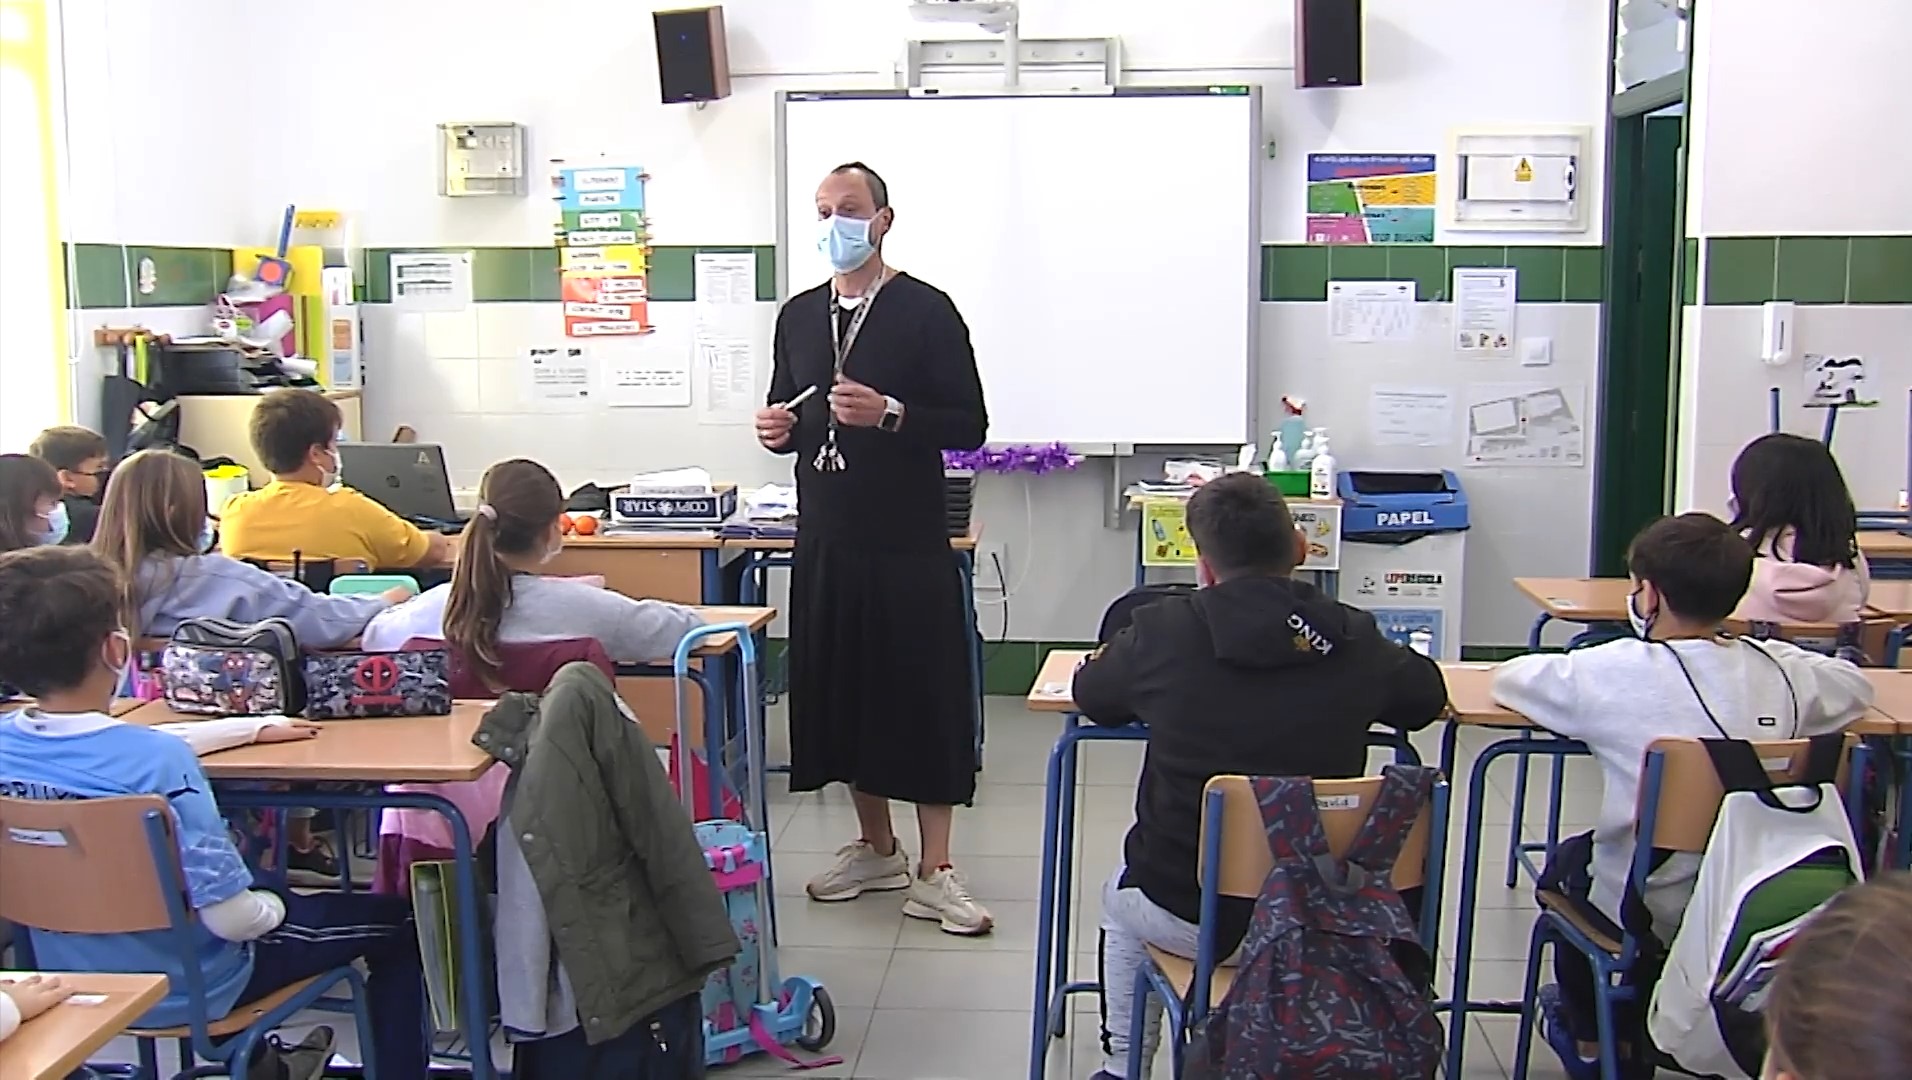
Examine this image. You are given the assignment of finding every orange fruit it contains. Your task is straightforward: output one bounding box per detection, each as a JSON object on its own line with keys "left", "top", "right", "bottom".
{"left": 557, "top": 512, "right": 575, "bottom": 534}
{"left": 573, "top": 514, "right": 600, "bottom": 536}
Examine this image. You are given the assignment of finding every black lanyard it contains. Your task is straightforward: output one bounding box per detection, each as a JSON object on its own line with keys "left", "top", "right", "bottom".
{"left": 815, "top": 271, "right": 891, "bottom": 473}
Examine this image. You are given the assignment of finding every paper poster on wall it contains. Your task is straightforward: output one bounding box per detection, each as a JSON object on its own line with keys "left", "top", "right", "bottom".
{"left": 597, "top": 336, "right": 691, "bottom": 408}
{"left": 1803, "top": 354, "right": 1874, "bottom": 407}
{"left": 1452, "top": 267, "right": 1517, "bottom": 358}
{"left": 556, "top": 164, "right": 652, "bottom": 338}
{"left": 1306, "top": 154, "right": 1437, "bottom": 245}
{"left": 1464, "top": 382, "right": 1585, "bottom": 467}
{"left": 1290, "top": 502, "right": 1342, "bottom": 571}
{"left": 1327, "top": 281, "right": 1415, "bottom": 343}
{"left": 390, "top": 252, "right": 472, "bottom": 312}
{"left": 1140, "top": 497, "right": 1196, "bottom": 567}
{"left": 696, "top": 337, "right": 759, "bottom": 426}
{"left": 521, "top": 346, "right": 596, "bottom": 405}
{"left": 1369, "top": 386, "right": 1454, "bottom": 447}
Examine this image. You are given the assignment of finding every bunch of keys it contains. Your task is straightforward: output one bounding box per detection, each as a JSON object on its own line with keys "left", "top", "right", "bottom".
{"left": 814, "top": 428, "right": 846, "bottom": 472}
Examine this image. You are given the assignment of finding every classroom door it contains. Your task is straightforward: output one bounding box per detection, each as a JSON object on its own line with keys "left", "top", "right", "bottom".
{"left": 1591, "top": 109, "right": 1685, "bottom": 576}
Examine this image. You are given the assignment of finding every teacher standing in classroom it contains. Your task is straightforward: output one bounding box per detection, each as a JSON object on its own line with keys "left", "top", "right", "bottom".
{"left": 755, "top": 162, "right": 994, "bottom": 935}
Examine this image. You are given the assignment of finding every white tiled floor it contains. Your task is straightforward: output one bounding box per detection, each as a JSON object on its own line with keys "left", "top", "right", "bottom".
{"left": 85, "top": 697, "right": 1598, "bottom": 1078}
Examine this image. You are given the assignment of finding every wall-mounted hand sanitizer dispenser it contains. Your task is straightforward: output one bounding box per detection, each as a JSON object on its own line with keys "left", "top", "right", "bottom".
{"left": 439, "top": 122, "right": 526, "bottom": 197}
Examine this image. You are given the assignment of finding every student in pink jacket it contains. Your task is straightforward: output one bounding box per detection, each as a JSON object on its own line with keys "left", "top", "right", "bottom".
{"left": 1727, "top": 434, "right": 1869, "bottom": 624}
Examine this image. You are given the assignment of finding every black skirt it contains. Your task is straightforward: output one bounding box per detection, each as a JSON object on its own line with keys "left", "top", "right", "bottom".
{"left": 786, "top": 536, "right": 977, "bottom": 805}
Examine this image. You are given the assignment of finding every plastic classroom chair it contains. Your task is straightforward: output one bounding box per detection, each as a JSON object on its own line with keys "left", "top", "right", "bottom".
{"left": 1126, "top": 769, "right": 1449, "bottom": 1078}
{"left": 1509, "top": 735, "right": 1854, "bottom": 1080}
{"left": 330, "top": 573, "right": 421, "bottom": 597}
{"left": 0, "top": 795, "right": 380, "bottom": 1080}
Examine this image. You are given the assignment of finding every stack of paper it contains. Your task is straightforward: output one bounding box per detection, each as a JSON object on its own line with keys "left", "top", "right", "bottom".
{"left": 741, "top": 483, "right": 797, "bottom": 522}
{"left": 1714, "top": 904, "right": 1828, "bottom": 1011}
{"left": 628, "top": 467, "right": 712, "bottom": 495}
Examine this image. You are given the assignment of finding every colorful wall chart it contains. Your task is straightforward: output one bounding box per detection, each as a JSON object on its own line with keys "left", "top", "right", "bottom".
{"left": 1305, "top": 154, "right": 1437, "bottom": 245}
{"left": 557, "top": 166, "right": 651, "bottom": 337}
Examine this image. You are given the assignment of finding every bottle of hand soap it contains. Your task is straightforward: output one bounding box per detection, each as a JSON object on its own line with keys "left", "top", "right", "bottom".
{"left": 1293, "top": 430, "right": 1318, "bottom": 470}
{"left": 1266, "top": 434, "right": 1289, "bottom": 471}
{"left": 1309, "top": 434, "right": 1337, "bottom": 499}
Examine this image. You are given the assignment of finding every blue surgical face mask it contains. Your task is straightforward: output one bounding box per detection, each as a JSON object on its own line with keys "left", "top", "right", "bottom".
{"left": 817, "top": 214, "right": 877, "bottom": 274}
{"left": 37, "top": 502, "right": 69, "bottom": 545}
{"left": 1627, "top": 587, "right": 1654, "bottom": 640}
{"left": 198, "top": 518, "right": 218, "bottom": 554}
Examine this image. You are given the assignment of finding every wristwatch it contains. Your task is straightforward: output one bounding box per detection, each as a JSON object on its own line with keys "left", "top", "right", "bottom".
{"left": 878, "top": 395, "right": 905, "bottom": 433}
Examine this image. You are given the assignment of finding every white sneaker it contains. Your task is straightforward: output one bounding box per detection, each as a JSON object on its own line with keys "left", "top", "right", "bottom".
{"left": 806, "top": 840, "right": 912, "bottom": 902}
{"left": 903, "top": 866, "right": 995, "bottom": 936}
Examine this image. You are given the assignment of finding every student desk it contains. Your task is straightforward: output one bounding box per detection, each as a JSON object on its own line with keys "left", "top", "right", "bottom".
{"left": 1021, "top": 649, "right": 1421, "bottom": 1080}
{"left": 0, "top": 972, "right": 168, "bottom": 1080}
{"left": 1511, "top": 577, "right": 1631, "bottom": 650}
{"left": 1435, "top": 662, "right": 1900, "bottom": 1076}
{"left": 121, "top": 701, "right": 501, "bottom": 1077}
{"left": 1858, "top": 529, "right": 1912, "bottom": 579}
{"left": 728, "top": 526, "right": 987, "bottom": 763}
{"left": 618, "top": 606, "right": 777, "bottom": 750}
{"left": 1023, "top": 648, "right": 1145, "bottom": 1080}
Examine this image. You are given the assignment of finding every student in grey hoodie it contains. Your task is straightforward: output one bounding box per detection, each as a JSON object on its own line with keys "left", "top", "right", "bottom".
{"left": 359, "top": 458, "right": 703, "bottom": 673}
{"left": 92, "top": 450, "right": 405, "bottom": 646}
{"left": 93, "top": 449, "right": 408, "bottom": 883}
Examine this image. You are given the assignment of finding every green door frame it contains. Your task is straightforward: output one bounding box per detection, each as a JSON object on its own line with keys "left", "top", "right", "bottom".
{"left": 1590, "top": 0, "right": 1697, "bottom": 576}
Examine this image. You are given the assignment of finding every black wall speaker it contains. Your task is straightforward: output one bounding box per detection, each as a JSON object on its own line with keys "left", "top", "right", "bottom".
{"left": 1295, "top": 0, "right": 1363, "bottom": 88}
{"left": 654, "top": 6, "right": 731, "bottom": 104}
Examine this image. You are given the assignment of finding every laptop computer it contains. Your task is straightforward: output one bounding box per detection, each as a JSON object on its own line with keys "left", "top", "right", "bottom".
{"left": 338, "top": 443, "right": 468, "bottom": 529}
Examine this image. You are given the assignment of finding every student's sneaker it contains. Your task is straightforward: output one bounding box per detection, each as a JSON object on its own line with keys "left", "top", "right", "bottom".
{"left": 903, "top": 865, "right": 994, "bottom": 936}
{"left": 250, "top": 1025, "right": 336, "bottom": 1080}
{"left": 805, "top": 840, "right": 911, "bottom": 901}
{"left": 285, "top": 834, "right": 342, "bottom": 887}
{"left": 1536, "top": 984, "right": 1601, "bottom": 1080}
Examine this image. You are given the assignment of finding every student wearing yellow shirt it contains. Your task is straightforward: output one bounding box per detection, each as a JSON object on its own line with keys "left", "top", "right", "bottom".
{"left": 219, "top": 389, "right": 453, "bottom": 570}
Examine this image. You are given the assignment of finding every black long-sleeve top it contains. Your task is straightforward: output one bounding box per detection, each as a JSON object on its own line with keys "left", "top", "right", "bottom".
{"left": 767, "top": 273, "right": 988, "bottom": 551}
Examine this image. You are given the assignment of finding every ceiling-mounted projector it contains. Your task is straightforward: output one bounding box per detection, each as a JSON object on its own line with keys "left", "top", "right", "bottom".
{"left": 908, "top": 1, "right": 1018, "bottom": 34}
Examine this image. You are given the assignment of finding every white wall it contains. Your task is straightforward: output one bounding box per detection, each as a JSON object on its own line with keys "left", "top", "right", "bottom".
{"left": 1686, "top": 0, "right": 1911, "bottom": 237}
{"left": 109, "top": 0, "right": 1610, "bottom": 646}
{"left": 1677, "top": 0, "right": 1912, "bottom": 514}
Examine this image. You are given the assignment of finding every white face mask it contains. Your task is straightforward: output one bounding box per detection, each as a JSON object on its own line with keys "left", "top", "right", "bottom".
{"left": 541, "top": 523, "right": 565, "bottom": 564}
{"left": 106, "top": 628, "right": 133, "bottom": 689}
{"left": 1627, "top": 587, "right": 1655, "bottom": 639}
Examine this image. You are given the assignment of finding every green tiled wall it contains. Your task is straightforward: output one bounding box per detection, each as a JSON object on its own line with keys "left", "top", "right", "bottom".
{"left": 974, "top": 639, "right": 1523, "bottom": 694}
{"left": 1701, "top": 235, "right": 1912, "bottom": 305}
{"left": 1260, "top": 244, "right": 1607, "bottom": 303}
{"left": 65, "top": 243, "right": 233, "bottom": 309}
{"left": 360, "top": 245, "right": 780, "bottom": 304}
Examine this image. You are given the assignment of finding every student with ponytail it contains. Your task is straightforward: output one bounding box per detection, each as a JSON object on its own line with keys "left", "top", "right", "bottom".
{"left": 361, "top": 458, "right": 703, "bottom": 679}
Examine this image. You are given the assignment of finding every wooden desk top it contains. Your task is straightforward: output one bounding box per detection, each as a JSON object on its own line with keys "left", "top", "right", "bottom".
{"left": 1859, "top": 530, "right": 1912, "bottom": 558}
{"left": 1864, "top": 580, "right": 1912, "bottom": 619}
{"left": 1027, "top": 648, "right": 1091, "bottom": 713}
{"left": 1513, "top": 577, "right": 1632, "bottom": 621}
{"left": 687, "top": 605, "right": 777, "bottom": 654}
{"left": 1025, "top": 653, "right": 1902, "bottom": 736}
{"left": 122, "top": 701, "right": 495, "bottom": 782}
{"left": 564, "top": 531, "right": 723, "bottom": 551}
{"left": 722, "top": 521, "right": 983, "bottom": 553}
{"left": 0, "top": 972, "right": 167, "bottom": 1080}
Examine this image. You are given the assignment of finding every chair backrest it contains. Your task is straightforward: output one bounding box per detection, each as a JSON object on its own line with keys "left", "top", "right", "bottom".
{"left": 245, "top": 554, "right": 371, "bottom": 593}
{"left": 403, "top": 635, "right": 615, "bottom": 697}
{"left": 1638, "top": 735, "right": 1854, "bottom": 853}
{"left": 331, "top": 573, "right": 420, "bottom": 597}
{"left": 0, "top": 795, "right": 178, "bottom": 934}
{"left": 1199, "top": 774, "right": 1433, "bottom": 899}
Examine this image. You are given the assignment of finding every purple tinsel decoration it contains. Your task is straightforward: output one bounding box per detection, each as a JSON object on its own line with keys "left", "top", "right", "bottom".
{"left": 943, "top": 443, "right": 1082, "bottom": 476}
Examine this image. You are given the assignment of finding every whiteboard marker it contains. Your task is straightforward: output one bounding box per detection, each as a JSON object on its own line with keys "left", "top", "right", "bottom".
{"left": 778, "top": 385, "right": 819, "bottom": 410}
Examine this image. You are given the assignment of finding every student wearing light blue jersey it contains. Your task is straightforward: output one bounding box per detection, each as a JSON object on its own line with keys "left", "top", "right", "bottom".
{"left": 0, "top": 546, "right": 429, "bottom": 1078}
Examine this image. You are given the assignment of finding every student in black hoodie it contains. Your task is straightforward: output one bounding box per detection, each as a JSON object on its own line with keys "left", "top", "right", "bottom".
{"left": 1074, "top": 472, "right": 1448, "bottom": 1080}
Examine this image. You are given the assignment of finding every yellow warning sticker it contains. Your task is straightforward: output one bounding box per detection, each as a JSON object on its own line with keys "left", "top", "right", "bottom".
{"left": 1514, "top": 157, "right": 1533, "bottom": 183}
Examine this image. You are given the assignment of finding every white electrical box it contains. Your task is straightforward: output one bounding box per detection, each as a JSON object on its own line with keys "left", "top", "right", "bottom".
{"left": 438, "top": 122, "right": 526, "bottom": 197}
{"left": 1448, "top": 127, "right": 1589, "bottom": 232}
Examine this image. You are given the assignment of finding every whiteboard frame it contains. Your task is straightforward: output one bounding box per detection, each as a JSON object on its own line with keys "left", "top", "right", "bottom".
{"left": 773, "top": 87, "right": 1262, "bottom": 449}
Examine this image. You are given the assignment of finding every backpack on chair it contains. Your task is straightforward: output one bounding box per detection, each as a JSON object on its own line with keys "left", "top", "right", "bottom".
{"left": 1185, "top": 765, "right": 1444, "bottom": 1080}
{"left": 1646, "top": 735, "right": 1862, "bottom": 1078}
